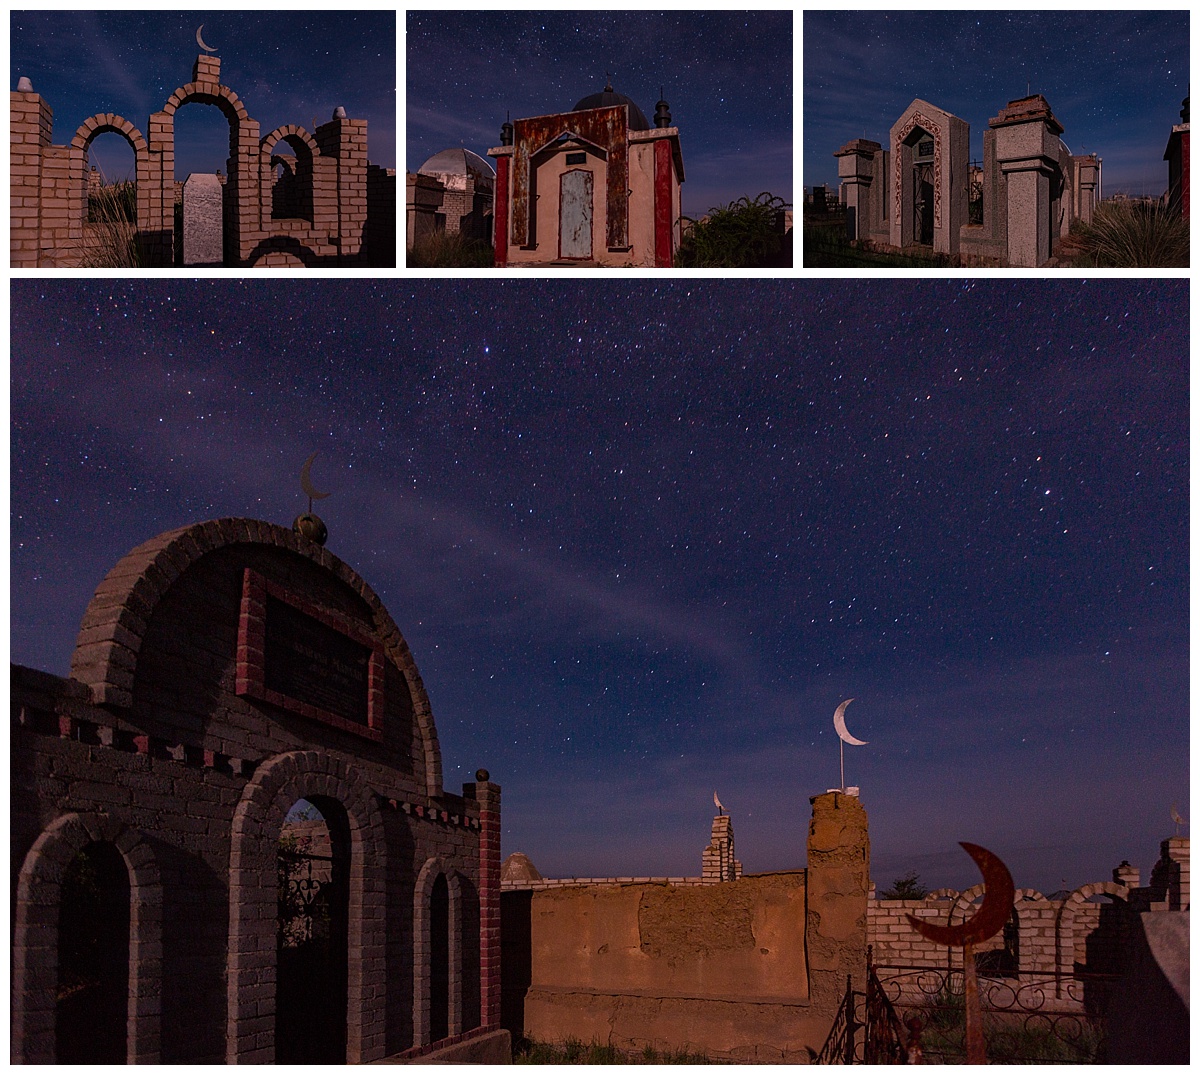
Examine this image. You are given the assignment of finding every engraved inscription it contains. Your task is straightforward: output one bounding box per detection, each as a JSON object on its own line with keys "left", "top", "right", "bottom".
{"left": 264, "top": 595, "right": 371, "bottom": 726}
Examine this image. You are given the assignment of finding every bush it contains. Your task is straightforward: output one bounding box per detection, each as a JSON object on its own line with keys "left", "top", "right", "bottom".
{"left": 407, "top": 229, "right": 494, "bottom": 268}
{"left": 881, "top": 870, "right": 929, "bottom": 899}
{"left": 677, "top": 191, "right": 791, "bottom": 268}
{"left": 1070, "top": 200, "right": 1189, "bottom": 267}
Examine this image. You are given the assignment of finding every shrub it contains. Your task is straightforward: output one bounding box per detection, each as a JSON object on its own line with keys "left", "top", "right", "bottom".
{"left": 677, "top": 191, "right": 791, "bottom": 268}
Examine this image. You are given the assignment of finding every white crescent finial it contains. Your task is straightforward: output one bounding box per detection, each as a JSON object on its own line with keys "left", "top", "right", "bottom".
{"left": 833, "top": 698, "right": 868, "bottom": 746}
{"left": 196, "top": 24, "right": 217, "bottom": 53}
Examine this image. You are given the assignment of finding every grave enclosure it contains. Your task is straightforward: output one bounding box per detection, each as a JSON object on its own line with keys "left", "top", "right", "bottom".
{"left": 11, "top": 518, "right": 504, "bottom": 1063}
{"left": 836, "top": 95, "right": 1099, "bottom": 267}
{"left": 11, "top": 53, "right": 396, "bottom": 267}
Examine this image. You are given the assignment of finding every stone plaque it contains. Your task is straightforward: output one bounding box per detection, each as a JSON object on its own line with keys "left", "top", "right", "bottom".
{"left": 264, "top": 595, "right": 370, "bottom": 726}
{"left": 236, "top": 569, "right": 384, "bottom": 740}
{"left": 182, "top": 172, "right": 224, "bottom": 266}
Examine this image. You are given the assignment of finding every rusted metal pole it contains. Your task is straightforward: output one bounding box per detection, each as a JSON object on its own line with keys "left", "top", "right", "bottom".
{"left": 962, "top": 942, "right": 985, "bottom": 1064}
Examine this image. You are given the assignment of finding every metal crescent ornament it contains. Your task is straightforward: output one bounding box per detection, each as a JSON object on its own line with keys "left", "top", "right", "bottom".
{"left": 196, "top": 25, "right": 217, "bottom": 53}
{"left": 906, "top": 843, "right": 1015, "bottom": 947}
{"left": 1171, "top": 803, "right": 1186, "bottom": 826}
{"left": 300, "top": 452, "right": 332, "bottom": 500}
{"left": 833, "top": 697, "right": 867, "bottom": 746}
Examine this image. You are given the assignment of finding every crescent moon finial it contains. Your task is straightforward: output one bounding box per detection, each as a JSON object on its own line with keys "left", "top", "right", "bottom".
{"left": 196, "top": 24, "right": 217, "bottom": 53}
{"left": 906, "top": 843, "right": 1015, "bottom": 948}
{"left": 300, "top": 451, "right": 332, "bottom": 504}
{"left": 833, "top": 697, "right": 868, "bottom": 746}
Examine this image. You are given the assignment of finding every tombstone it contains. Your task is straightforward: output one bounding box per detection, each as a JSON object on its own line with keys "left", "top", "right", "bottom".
{"left": 181, "top": 172, "right": 224, "bottom": 266}
{"left": 835, "top": 139, "right": 881, "bottom": 240}
{"left": 889, "top": 100, "right": 969, "bottom": 256}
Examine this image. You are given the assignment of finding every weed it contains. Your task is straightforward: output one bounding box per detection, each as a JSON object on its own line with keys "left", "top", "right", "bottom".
{"left": 407, "top": 229, "right": 494, "bottom": 268}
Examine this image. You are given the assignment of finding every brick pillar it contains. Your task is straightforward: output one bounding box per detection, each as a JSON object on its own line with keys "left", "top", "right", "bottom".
{"left": 11, "top": 89, "right": 53, "bottom": 266}
{"left": 492, "top": 153, "right": 510, "bottom": 267}
{"left": 192, "top": 53, "right": 221, "bottom": 83}
{"left": 471, "top": 773, "right": 502, "bottom": 1029}
{"left": 701, "top": 814, "right": 743, "bottom": 881}
{"left": 653, "top": 137, "right": 673, "bottom": 266}
{"left": 315, "top": 116, "right": 368, "bottom": 264}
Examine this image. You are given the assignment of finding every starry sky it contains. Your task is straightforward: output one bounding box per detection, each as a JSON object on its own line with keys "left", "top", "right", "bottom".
{"left": 9, "top": 10, "right": 395, "bottom": 182}
{"left": 804, "top": 10, "right": 1189, "bottom": 198}
{"left": 10, "top": 279, "right": 1188, "bottom": 897}
{"left": 406, "top": 11, "right": 792, "bottom": 220}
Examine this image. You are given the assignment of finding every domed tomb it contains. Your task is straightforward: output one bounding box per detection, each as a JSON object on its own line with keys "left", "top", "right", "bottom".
{"left": 570, "top": 81, "right": 650, "bottom": 130}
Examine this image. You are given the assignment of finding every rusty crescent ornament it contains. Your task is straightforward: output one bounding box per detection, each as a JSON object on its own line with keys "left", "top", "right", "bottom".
{"left": 300, "top": 451, "right": 332, "bottom": 500}
{"left": 906, "top": 843, "right": 1015, "bottom": 947}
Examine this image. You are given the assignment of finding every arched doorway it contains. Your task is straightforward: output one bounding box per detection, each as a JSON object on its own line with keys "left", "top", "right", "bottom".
{"left": 909, "top": 130, "right": 935, "bottom": 245}
{"left": 56, "top": 841, "right": 130, "bottom": 1063}
{"left": 275, "top": 797, "right": 350, "bottom": 1063}
{"left": 429, "top": 873, "right": 451, "bottom": 1042}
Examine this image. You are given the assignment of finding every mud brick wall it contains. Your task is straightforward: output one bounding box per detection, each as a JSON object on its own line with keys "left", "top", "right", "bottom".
{"left": 501, "top": 791, "right": 868, "bottom": 1062}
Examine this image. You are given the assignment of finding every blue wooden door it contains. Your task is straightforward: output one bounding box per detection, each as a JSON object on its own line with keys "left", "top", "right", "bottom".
{"left": 559, "top": 170, "right": 593, "bottom": 259}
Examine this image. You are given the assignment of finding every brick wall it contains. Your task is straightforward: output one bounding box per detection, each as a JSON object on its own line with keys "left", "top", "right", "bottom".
{"left": 9, "top": 55, "right": 395, "bottom": 267}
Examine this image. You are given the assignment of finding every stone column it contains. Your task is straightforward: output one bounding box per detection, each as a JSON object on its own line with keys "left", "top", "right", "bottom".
{"left": 835, "top": 139, "right": 881, "bottom": 241}
{"left": 989, "top": 95, "right": 1065, "bottom": 267}
{"left": 1074, "top": 154, "right": 1099, "bottom": 224}
{"left": 806, "top": 791, "right": 870, "bottom": 1013}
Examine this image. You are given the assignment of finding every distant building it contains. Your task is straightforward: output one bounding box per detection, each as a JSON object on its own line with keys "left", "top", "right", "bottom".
{"left": 488, "top": 81, "right": 684, "bottom": 267}
{"left": 406, "top": 147, "right": 495, "bottom": 249}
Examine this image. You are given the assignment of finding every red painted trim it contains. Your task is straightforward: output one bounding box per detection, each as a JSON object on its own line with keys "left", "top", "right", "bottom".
{"left": 236, "top": 567, "right": 385, "bottom": 742}
{"left": 493, "top": 155, "right": 509, "bottom": 267}
{"left": 654, "top": 138, "right": 673, "bottom": 267}
{"left": 478, "top": 786, "right": 502, "bottom": 1028}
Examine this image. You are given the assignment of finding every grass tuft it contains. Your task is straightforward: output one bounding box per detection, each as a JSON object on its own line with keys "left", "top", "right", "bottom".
{"left": 1068, "top": 200, "right": 1189, "bottom": 267}
{"left": 407, "top": 229, "right": 494, "bottom": 268}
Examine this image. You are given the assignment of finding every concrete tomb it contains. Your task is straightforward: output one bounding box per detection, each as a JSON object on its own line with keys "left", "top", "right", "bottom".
{"left": 488, "top": 82, "right": 684, "bottom": 267}
{"left": 836, "top": 95, "right": 1099, "bottom": 267}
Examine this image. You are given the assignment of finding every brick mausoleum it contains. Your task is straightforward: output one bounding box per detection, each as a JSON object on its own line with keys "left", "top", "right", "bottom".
{"left": 11, "top": 518, "right": 506, "bottom": 1063}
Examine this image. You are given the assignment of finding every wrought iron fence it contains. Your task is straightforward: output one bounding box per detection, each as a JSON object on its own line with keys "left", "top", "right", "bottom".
{"left": 815, "top": 976, "right": 862, "bottom": 1064}
{"left": 871, "top": 961, "right": 1114, "bottom": 1064}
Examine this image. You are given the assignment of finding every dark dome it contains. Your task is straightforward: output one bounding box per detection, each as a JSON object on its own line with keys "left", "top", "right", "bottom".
{"left": 571, "top": 83, "right": 650, "bottom": 130}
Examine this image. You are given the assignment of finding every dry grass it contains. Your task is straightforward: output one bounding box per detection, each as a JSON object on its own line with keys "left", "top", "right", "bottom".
{"left": 1069, "top": 201, "right": 1189, "bottom": 267}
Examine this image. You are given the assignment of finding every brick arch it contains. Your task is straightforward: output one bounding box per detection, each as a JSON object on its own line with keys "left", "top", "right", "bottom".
{"left": 226, "top": 750, "right": 387, "bottom": 1062}
{"left": 413, "top": 858, "right": 465, "bottom": 1046}
{"left": 161, "top": 81, "right": 251, "bottom": 124}
{"left": 260, "top": 124, "right": 320, "bottom": 223}
{"left": 150, "top": 81, "right": 258, "bottom": 265}
{"left": 67, "top": 114, "right": 151, "bottom": 263}
{"left": 71, "top": 113, "right": 149, "bottom": 155}
{"left": 12, "top": 812, "right": 163, "bottom": 1064}
{"left": 1055, "top": 880, "right": 1128, "bottom": 981}
{"left": 69, "top": 517, "right": 443, "bottom": 796}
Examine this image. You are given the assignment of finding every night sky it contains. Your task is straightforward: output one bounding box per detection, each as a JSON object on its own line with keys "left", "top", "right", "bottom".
{"left": 406, "top": 11, "right": 792, "bottom": 220}
{"left": 804, "top": 10, "right": 1189, "bottom": 197}
{"left": 10, "top": 279, "right": 1188, "bottom": 897}
{"left": 9, "top": 10, "right": 396, "bottom": 182}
